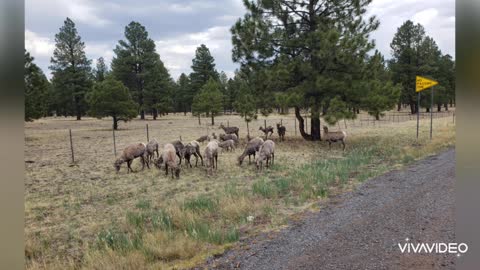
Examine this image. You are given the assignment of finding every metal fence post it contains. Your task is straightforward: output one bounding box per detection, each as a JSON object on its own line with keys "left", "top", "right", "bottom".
{"left": 146, "top": 124, "right": 149, "bottom": 142}
{"left": 69, "top": 129, "right": 75, "bottom": 163}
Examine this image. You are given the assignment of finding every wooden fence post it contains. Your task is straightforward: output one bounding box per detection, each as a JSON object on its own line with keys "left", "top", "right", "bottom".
{"left": 69, "top": 129, "right": 75, "bottom": 163}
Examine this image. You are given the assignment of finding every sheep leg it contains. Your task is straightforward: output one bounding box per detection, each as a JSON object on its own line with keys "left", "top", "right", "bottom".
{"left": 193, "top": 153, "right": 198, "bottom": 167}
{"left": 127, "top": 160, "right": 132, "bottom": 173}
{"left": 329, "top": 141, "right": 331, "bottom": 150}
{"left": 215, "top": 154, "right": 218, "bottom": 170}
{"left": 272, "top": 153, "right": 274, "bottom": 165}
{"left": 144, "top": 156, "right": 150, "bottom": 169}
{"left": 165, "top": 163, "right": 169, "bottom": 176}
{"left": 197, "top": 151, "right": 204, "bottom": 166}
{"left": 342, "top": 140, "right": 346, "bottom": 151}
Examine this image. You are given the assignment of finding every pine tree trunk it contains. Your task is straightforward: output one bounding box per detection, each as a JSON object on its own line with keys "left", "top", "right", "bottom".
{"left": 426, "top": 107, "right": 430, "bottom": 113}
{"left": 410, "top": 102, "right": 416, "bottom": 114}
{"left": 310, "top": 117, "right": 321, "bottom": 141}
{"left": 437, "top": 104, "right": 442, "bottom": 112}
{"left": 75, "top": 97, "right": 81, "bottom": 120}
{"left": 211, "top": 114, "right": 214, "bottom": 126}
{"left": 397, "top": 102, "right": 401, "bottom": 111}
{"left": 295, "top": 107, "right": 321, "bottom": 141}
{"left": 153, "top": 109, "right": 158, "bottom": 120}
{"left": 113, "top": 115, "right": 118, "bottom": 130}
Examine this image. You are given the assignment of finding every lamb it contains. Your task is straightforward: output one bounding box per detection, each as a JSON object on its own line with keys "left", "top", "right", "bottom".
{"left": 218, "top": 139, "right": 235, "bottom": 152}
{"left": 155, "top": 143, "right": 180, "bottom": 179}
{"left": 256, "top": 140, "right": 275, "bottom": 171}
{"left": 238, "top": 137, "right": 264, "bottom": 165}
{"left": 276, "top": 123, "right": 286, "bottom": 141}
{"left": 259, "top": 126, "right": 274, "bottom": 138}
{"left": 204, "top": 140, "right": 219, "bottom": 175}
{"left": 114, "top": 143, "right": 150, "bottom": 173}
{"left": 323, "top": 126, "right": 347, "bottom": 150}
{"left": 171, "top": 140, "right": 185, "bottom": 164}
{"left": 219, "top": 123, "right": 239, "bottom": 137}
{"left": 181, "top": 140, "right": 204, "bottom": 168}
{"left": 145, "top": 139, "right": 159, "bottom": 163}
{"left": 219, "top": 133, "right": 238, "bottom": 144}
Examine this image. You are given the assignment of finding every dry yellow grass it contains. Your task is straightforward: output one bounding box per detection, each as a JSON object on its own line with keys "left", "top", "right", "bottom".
{"left": 25, "top": 110, "right": 455, "bottom": 269}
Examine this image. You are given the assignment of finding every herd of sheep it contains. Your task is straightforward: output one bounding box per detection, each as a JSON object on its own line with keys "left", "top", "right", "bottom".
{"left": 113, "top": 122, "right": 347, "bottom": 178}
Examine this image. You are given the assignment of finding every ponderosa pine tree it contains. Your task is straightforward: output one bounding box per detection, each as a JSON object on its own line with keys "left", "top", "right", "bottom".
{"left": 389, "top": 20, "right": 427, "bottom": 114}
{"left": 231, "top": 0, "right": 394, "bottom": 141}
{"left": 49, "top": 17, "right": 92, "bottom": 120}
{"left": 192, "top": 78, "right": 223, "bottom": 125}
{"left": 174, "top": 73, "right": 192, "bottom": 115}
{"left": 190, "top": 44, "right": 219, "bottom": 98}
{"left": 25, "top": 50, "right": 50, "bottom": 121}
{"left": 86, "top": 75, "right": 137, "bottom": 130}
{"left": 143, "top": 59, "right": 175, "bottom": 119}
{"left": 111, "top": 21, "right": 162, "bottom": 120}
{"left": 94, "top": 57, "right": 108, "bottom": 82}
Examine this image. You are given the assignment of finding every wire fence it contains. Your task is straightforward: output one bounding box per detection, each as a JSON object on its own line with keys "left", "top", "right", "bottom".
{"left": 24, "top": 109, "right": 455, "bottom": 166}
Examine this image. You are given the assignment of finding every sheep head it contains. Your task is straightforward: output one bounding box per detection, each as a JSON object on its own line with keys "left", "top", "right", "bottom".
{"left": 154, "top": 157, "right": 164, "bottom": 169}
{"left": 323, "top": 126, "right": 329, "bottom": 133}
{"left": 114, "top": 158, "right": 124, "bottom": 172}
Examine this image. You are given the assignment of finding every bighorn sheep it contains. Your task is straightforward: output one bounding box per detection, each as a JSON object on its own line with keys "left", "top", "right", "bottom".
{"left": 196, "top": 135, "right": 210, "bottom": 144}
{"left": 259, "top": 126, "right": 274, "bottom": 138}
{"left": 218, "top": 139, "right": 235, "bottom": 152}
{"left": 171, "top": 140, "right": 185, "bottom": 164}
{"left": 181, "top": 140, "right": 204, "bottom": 167}
{"left": 276, "top": 123, "right": 286, "bottom": 141}
{"left": 256, "top": 140, "right": 275, "bottom": 171}
{"left": 145, "top": 139, "right": 159, "bottom": 163}
{"left": 219, "top": 133, "right": 238, "bottom": 144}
{"left": 204, "top": 140, "right": 219, "bottom": 175}
{"left": 238, "top": 137, "right": 264, "bottom": 165}
{"left": 155, "top": 143, "right": 180, "bottom": 179}
{"left": 219, "top": 123, "right": 239, "bottom": 137}
{"left": 114, "top": 143, "right": 149, "bottom": 173}
{"left": 323, "top": 126, "right": 347, "bottom": 150}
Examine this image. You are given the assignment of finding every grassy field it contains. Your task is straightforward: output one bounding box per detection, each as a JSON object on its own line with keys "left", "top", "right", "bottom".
{"left": 25, "top": 110, "right": 455, "bottom": 269}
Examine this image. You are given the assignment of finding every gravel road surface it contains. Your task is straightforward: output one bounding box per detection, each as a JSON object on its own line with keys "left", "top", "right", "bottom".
{"left": 202, "top": 148, "right": 456, "bottom": 270}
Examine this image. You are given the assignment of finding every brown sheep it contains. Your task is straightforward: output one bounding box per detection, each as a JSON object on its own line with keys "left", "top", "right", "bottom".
{"left": 196, "top": 135, "right": 210, "bottom": 144}
{"left": 219, "top": 133, "right": 238, "bottom": 144}
{"left": 219, "top": 123, "right": 239, "bottom": 137}
{"left": 181, "top": 140, "right": 204, "bottom": 168}
{"left": 276, "top": 123, "right": 286, "bottom": 141}
{"left": 259, "top": 126, "right": 274, "bottom": 138}
{"left": 204, "top": 140, "right": 219, "bottom": 175}
{"left": 256, "top": 140, "right": 275, "bottom": 171}
{"left": 323, "top": 126, "right": 347, "bottom": 150}
{"left": 114, "top": 143, "right": 149, "bottom": 173}
{"left": 171, "top": 140, "right": 185, "bottom": 164}
{"left": 238, "top": 137, "right": 264, "bottom": 165}
{"left": 218, "top": 139, "right": 235, "bottom": 152}
{"left": 155, "top": 143, "right": 180, "bottom": 179}
{"left": 145, "top": 139, "right": 159, "bottom": 163}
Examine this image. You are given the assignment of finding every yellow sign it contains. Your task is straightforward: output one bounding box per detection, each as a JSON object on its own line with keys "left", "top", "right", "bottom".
{"left": 416, "top": 76, "right": 438, "bottom": 92}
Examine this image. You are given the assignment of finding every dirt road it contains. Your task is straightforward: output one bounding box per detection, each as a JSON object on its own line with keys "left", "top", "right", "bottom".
{"left": 204, "top": 148, "right": 456, "bottom": 270}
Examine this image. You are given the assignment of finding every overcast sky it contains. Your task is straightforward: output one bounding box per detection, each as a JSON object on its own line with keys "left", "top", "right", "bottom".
{"left": 25, "top": 0, "right": 455, "bottom": 80}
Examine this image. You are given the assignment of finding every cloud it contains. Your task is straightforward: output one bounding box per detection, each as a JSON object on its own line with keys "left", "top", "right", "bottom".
{"left": 367, "top": 0, "right": 455, "bottom": 59}
{"left": 156, "top": 26, "right": 234, "bottom": 80}
{"left": 25, "top": 29, "right": 55, "bottom": 58}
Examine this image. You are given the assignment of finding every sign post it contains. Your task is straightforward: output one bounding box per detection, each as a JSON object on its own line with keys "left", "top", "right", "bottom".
{"left": 415, "top": 76, "right": 438, "bottom": 140}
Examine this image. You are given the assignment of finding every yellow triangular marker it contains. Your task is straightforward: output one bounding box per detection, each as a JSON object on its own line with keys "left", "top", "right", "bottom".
{"left": 416, "top": 76, "right": 438, "bottom": 92}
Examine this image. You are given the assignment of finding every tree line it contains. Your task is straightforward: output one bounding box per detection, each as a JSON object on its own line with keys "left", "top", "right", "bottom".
{"left": 25, "top": 1, "right": 455, "bottom": 140}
